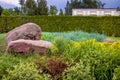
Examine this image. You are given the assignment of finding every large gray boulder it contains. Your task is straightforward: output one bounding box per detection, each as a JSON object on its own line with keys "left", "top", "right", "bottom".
{"left": 6, "top": 39, "right": 53, "bottom": 55}
{"left": 5, "top": 23, "right": 41, "bottom": 44}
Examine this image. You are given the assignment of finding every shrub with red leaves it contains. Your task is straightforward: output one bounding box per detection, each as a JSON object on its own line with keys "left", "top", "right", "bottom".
{"left": 35, "top": 58, "right": 67, "bottom": 80}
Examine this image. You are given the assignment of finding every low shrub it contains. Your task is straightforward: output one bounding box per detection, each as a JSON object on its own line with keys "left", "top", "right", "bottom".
{"left": 63, "top": 39, "right": 104, "bottom": 61}
{"left": 35, "top": 56, "right": 67, "bottom": 80}
{"left": 112, "top": 66, "right": 120, "bottom": 80}
{"left": 0, "top": 55, "right": 20, "bottom": 79}
{"left": 52, "top": 36, "right": 69, "bottom": 54}
{"left": 0, "top": 54, "right": 41, "bottom": 79}
{"left": 2, "top": 62, "right": 49, "bottom": 80}
{"left": 0, "top": 34, "right": 6, "bottom": 54}
{"left": 61, "top": 60, "right": 94, "bottom": 80}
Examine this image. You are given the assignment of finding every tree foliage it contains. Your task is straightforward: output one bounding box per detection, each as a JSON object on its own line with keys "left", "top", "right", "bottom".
{"left": 19, "top": 0, "right": 25, "bottom": 14}
{"left": 37, "top": 0, "right": 48, "bottom": 15}
{"left": 117, "top": 7, "right": 120, "bottom": 11}
{"left": 1, "top": 9, "right": 11, "bottom": 16}
{"left": 18, "top": 0, "right": 49, "bottom": 15}
{"left": 59, "top": 8, "right": 64, "bottom": 16}
{"left": 14, "top": 7, "right": 21, "bottom": 15}
{"left": 0, "top": 5, "right": 3, "bottom": 16}
{"left": 49, "top": 5, "right": 58, "bottom": 16}
{"left": 25, "top": 0, "right": 37, "bottom": 15}
{"left": 65, "top": 1, "right": 70, "bottom": 15}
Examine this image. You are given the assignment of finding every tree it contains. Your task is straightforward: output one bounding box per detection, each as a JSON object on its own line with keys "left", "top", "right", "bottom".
{"left": 65, "top": 1, "right": 71, "bottom": 15}
{"left": 49, "top": 5, "right": 58, "bottom": 16}
{"left": 25, "top": 0, "right": 36, "bottom": 15}
{"left": 71, "top": 0, "right": 82, "bottom": 8}
{"left": 0, "top": 5, "right": 3, "bottom": 16}
{"left": 2, "top": 9, "right": 11, "bottom": 16}
{"left": 97, "top": 0, "right": 106, "bottom": 8}
{"left": 14, "top": 7, "right": 21, "bottom": 15}
{"left": 117, "top": 7, "right": 120, "bottom": 11}
{"left": 19, "top": 0, "right": 25, "bottom": 14}
{"left": 82, "top": 0, "right": 99, "bottom": 8}
{"left": 37, "top": 0, "right": 48, "bottom": 15}
{"left": 59, "top": 8, "right": 64, "bottom": 16}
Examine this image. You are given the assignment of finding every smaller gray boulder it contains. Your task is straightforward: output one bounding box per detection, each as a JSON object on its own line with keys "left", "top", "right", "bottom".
{"left": 5, "top": 23, "right": 41, "bottom": 44}
{"left": 6, "top": 39, "right": 53, "bottom": 55}
{"left": 103, "top": 38, "right": 115, "bottom": 43}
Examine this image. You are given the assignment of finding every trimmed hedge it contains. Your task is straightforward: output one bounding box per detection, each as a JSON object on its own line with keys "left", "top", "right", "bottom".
{"left": 0, "top": 16, "right": 120, "bottom": 36}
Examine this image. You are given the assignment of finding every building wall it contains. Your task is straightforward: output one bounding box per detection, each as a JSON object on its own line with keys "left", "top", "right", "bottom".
{"left": 72, "top": 9, "right": 120, "bottom": 16}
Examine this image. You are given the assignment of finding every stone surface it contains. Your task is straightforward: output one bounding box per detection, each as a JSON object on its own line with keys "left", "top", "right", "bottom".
{"left": 5, "top": 23, "right": 41, "bottom": 44}
{"left": 103, "top": 38, "right": 115, "bottom": 43}
{"left": 6, "top": 39, "right": 53, "bottom": 55}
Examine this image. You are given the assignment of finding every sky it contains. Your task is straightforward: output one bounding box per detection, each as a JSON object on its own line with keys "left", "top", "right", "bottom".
{"left": 0, "top": 0, "right": 120, "bottom": 10}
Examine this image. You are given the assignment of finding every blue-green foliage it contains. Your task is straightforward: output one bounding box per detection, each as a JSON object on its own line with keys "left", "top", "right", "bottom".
{"left": 42, "top": 31, "right": 106, "bottom": 42}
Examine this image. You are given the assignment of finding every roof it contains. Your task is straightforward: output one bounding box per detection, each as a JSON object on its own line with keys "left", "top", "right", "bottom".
{"left": 72, "top": 8, "right": 117, "bottom": 11}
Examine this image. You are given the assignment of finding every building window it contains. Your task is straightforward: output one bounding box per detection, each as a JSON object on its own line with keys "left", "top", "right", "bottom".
{"left": 90, "top": 11, "right": 96, "bottom": 15}
{"left": 77, "top": 11, "right": 83, "bottom": 14}
{"left": 104, "top": 11, "right": 111, "bottom": 14}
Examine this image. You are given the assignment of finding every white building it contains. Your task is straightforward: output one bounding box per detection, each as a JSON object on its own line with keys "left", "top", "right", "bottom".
{"left": 72, "top": 9, "right": 120, "bottom": 16}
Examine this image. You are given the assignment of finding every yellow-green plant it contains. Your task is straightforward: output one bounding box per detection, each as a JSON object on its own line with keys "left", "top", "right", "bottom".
{"left": 2, "top": 62, "right": 50, "bottom": 80}
{"left": 63, "top": 39, "right": 120, "bottom": 80}
{"left": 63, "top": 39, "right": 105, "bottom": 61}
{"left": 61, "top": 60, "right": 95, "bottom": 80}
{"left": 112, "top": 66, "right": 120, "bottom": 80}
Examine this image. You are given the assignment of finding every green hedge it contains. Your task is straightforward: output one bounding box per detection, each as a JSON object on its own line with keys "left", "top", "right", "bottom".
{"left": 0, "top": 16, "right": 120, "bottom": 36}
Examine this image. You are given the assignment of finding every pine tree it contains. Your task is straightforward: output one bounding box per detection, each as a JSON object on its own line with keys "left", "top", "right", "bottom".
{"left": 14, "top": 7, "right": 21, "bottom": 15}
{"left": 59, "top": 8, "right": 64, "bottom": 16}
{"left": 0, "top": 5, "right": 3, "bottom": 16}
{"left": 82, "top": 0, "right": 105, "bottom": 8}
{"left": 25, "top": 0, "right": 36, "bottom": 15}
{"left": 65, "top": 1, "right": 70, "bottom": 15}
{"left": 19, "top": 0, "right": 25, "bottom": 13}
{"left": 49, "top": 5, "right": 58, "bottom": 16}
{"left": 37, "top": 0, "right": 48, "bottom": 15}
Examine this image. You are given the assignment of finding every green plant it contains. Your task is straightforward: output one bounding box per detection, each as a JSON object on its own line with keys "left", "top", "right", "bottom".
{"left": 61, "top": 60, "right": 94, "bottom": 80}
{"left": 35, "top": 56, "right": 67, "bottom": 80}
{"left": 52, "top": 36, "right": 69, "bottom": 54}
{"left": 0, "top": 34, "right": 6, "bottom": 54}
{"left": 112, "top": 66, "right": 120, "bottom": 80}
{"left": 63, "top": 39, "right": 102, "bottom": 62}
{"left": 62, "top": 40, "right": 120, "bottom": 80}
{"left": 79, "top": 41, "right": 120, "bottom": 80}
{"left": 0, "top": 53, "right": 42, "bottom": 79}
{"left": 2, "top": 62, "right": 49, "bottom": 80}
{"left": 0, "top": 16, "right": 120, "bottom": 36}
{"left": 0, "top": 55, "right": 20, "bottom": 79}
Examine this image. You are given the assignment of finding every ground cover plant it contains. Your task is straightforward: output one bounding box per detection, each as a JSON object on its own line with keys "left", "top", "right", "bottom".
{"left": 0, "top": 31, "right": 120, "bottom": 80}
